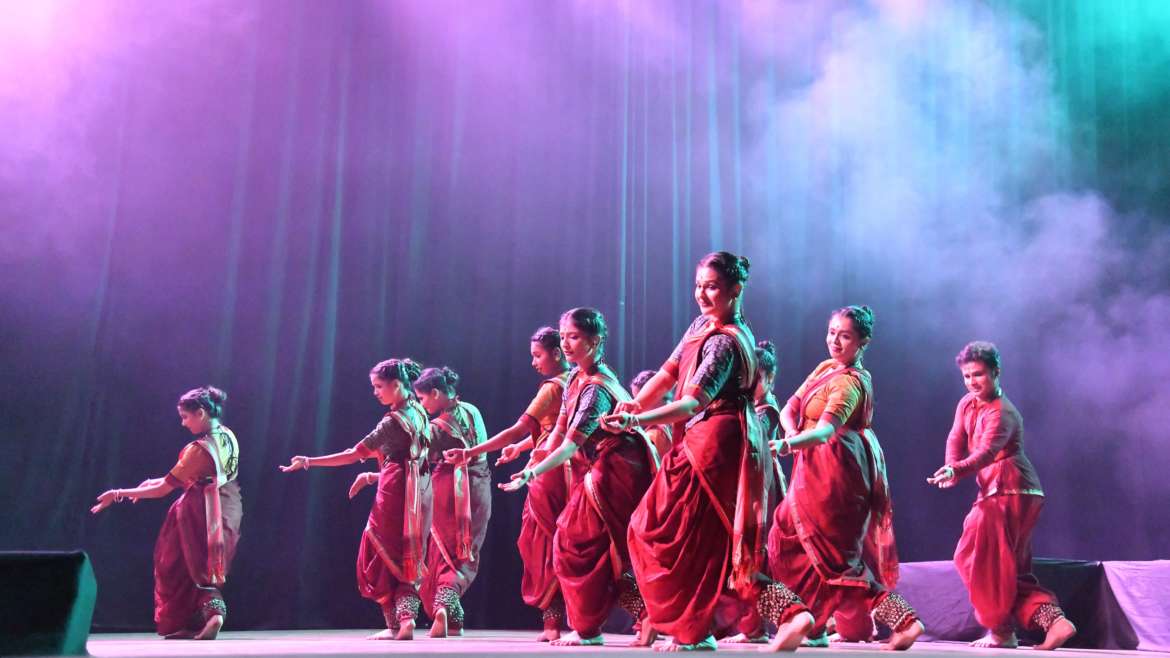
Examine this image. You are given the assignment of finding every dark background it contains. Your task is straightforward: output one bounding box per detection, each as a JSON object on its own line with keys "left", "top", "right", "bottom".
{"left": 1, "top": 0, "right": 1167, "bottom": 631}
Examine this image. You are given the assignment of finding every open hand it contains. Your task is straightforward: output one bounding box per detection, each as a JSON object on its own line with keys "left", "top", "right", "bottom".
{"left": 280, "top": 456, "right": 309, "bottom": 472}
{"left": 496, "top": 443, "right": 523, "bottom": 465}
{"left": 90, "top": 489, "right": 119, "bottom": 514}
{"left": 927, "top": 465, "right": 956, "bottom": 488}
{"left": 498, "top": 468, "right": 534, "bottom": 492}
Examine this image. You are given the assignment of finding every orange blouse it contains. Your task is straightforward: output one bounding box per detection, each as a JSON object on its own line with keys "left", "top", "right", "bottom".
{"left": 165, "top": 443, "right": 216, "bottom": 488}
{"left": 790, "top": 358, "right": 866, "bottom": 430}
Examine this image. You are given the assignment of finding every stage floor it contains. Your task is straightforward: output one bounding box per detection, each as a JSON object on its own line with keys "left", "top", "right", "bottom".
{"left": 87, "top": 630, "right": 1168, "bottom": 658}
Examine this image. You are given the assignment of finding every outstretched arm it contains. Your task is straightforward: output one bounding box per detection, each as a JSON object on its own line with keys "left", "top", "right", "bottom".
{"left": 448, "top": 420, "right": 529, "bottom": 465}
{"left": 91, "top": 477, "right": 176, "bottom": 513}
{"left": 604, "top": 395, "right": 702, "bottom": 431}
{"left": 458, "top": 380, "right": 564, "bottom": 465}
{"left": 280, "top": 445, "right": 366, "bottom": 472}
{"left": 771, "top": 419, "right": 836, "bottom": 456}
{"left": 499, "top": 432, "right": 580, "bottom": 492}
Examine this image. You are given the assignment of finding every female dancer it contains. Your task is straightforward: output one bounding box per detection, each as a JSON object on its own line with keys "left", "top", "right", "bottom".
{"left": 91, "top": 386, "right": 242, "bottom": 641}
{"left": 928, "top": 341, "right": 1075, "bottom": 650}
{"left": 500, "top": 308, "right": 658, "bottom": 647}
{"left": 444, "top": 326, "right": 571, "bottom": 640}
{"left": 767, "top": 306, "right": 923, "bottom": 650}
{"left": 606, "top": 252, "right": 813, "bottom": 652}
{"left": 414, "top": 366, "right": 492, "bottom": 638}
{"left": 279, "top": 359, "right": 431, "bottom": 640}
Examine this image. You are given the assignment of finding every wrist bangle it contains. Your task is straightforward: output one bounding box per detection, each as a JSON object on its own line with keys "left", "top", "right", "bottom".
{"left": 304, "top": 457, "right": 312, "bottom": 470}
{"left": 114, "top": 489, "right": 124, "bottom": 503}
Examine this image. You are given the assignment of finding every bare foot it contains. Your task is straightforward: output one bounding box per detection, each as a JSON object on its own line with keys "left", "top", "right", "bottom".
{"left": 763, "top": 612, "right": 813, "bottom": 652}
{"left": 631, "top": 624, "right": 659, "bottom": 647}
{"left": 192, "top": 614, "right": 223, "bottom": 641}
{"left": 1035, "top": 618, "right": 1076, "bottom": 651}
{"left": 884, "top": 620, "right": 924, "bottom": 651}
{"left": 970, "top": 630, "right": 1018, "bottom": 648}
{"left": 658, "top": 635, "right": 717, "bottom": 652}
{"left": 394, "top": 620, "right": 415, "bottom": 641}
{"left": 164, "top": 630, "right": 195, "bottom": 640}
{"left": 537, "top": 628, "right": 561, "bottom": 642}
{"left": 551, "top": 632, "right": 604, "bottom": 646}
{"left": 429, "top": 608, "right": 448, "bottom": 638}
{"left": 368, "top": 629, "right": 396, "bottom": 640}
{"left": 722, "top": 632, "right": 768, "bottom": 644}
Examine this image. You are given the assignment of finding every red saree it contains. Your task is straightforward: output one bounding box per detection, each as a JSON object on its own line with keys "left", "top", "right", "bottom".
{"left": 355, "top": 399, "right": 433, "bottom": 620}
{"left": 767, "top": 360, "right": 903, "bottom": 636}
{"left": 553, "top": 365, "right": 658, "bottom": 638}
{"left": 420, "top": 401, "right": 493, "bottom": 623}
{"left": 627, "top": 318, "right": 769, "bottom": 645}
{"left": 517, "top": 374, "right": 572, "bottom": 616}
{"left": 154, "top": 426, "right": 243, "bottom": 636}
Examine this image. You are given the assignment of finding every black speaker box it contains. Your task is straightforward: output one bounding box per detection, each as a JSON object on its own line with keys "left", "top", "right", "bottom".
{"left": 0, "top": 551, "right": 96, "bottom": 655}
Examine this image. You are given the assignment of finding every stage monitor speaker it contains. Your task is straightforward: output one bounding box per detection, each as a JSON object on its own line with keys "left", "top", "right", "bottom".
{"left": 0, "top": 551, "right": 96, "bottom": 656}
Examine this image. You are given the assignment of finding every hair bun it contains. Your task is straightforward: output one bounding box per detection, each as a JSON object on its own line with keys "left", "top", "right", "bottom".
{"left": 756, "top": 339, "right": 775, "bottom": 356}
{"left": 442, "top": 367, "right": 460, "bottom": 389}
{"left": 206, "top": 386, "right": 228, "bottom": 404}
{"left": 698, "top": 251, "right": 751, "bottom": 285}
{"left": 403, "top": 359, "right": 422, "bottom": 383}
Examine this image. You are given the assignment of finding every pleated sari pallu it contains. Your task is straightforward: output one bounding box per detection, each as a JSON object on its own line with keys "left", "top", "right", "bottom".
{"left": 356, "top": 399, "right": 433, "bottom": 609}
{"left": 553, "top": 365, "right": 659, "bottom": 639}
{"left": 627, "top": 318, "right": 770, "bottom": 646}
{"left": 767, "top": 361, "right": 901, "bottom": 637}
{"left": 154, "top": 427, "right": 243, "bottom": 636}
{"left": 421, "top": 401, "right": 493, "bottom": 618}
{"left": 517, "top": 374, "right": 572, "bottom": 612}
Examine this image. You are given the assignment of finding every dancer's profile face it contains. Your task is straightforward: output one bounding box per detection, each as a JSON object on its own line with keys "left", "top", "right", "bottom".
{"left": 960, "top": 361, "right": 1000, "bottom": 401}
{"left": 415, "top": 388, "right": 450, "bottom": 415}
{"left": 530, "top": 342, "right": 564, "bottom": 377}
{"left": 826, "top": 315, "right": 867, "bottom": 365}
{"left": 558, "top": 320, "right": 599, "bottom": 366}
{"left": 370, "top": 374, "right": 406, "bottom": 407}
{"left": 177, "top": 407, "right": 210, "bottom": 435}
{"left": 694, "top": 266, "right": 740, "bottom": 321}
